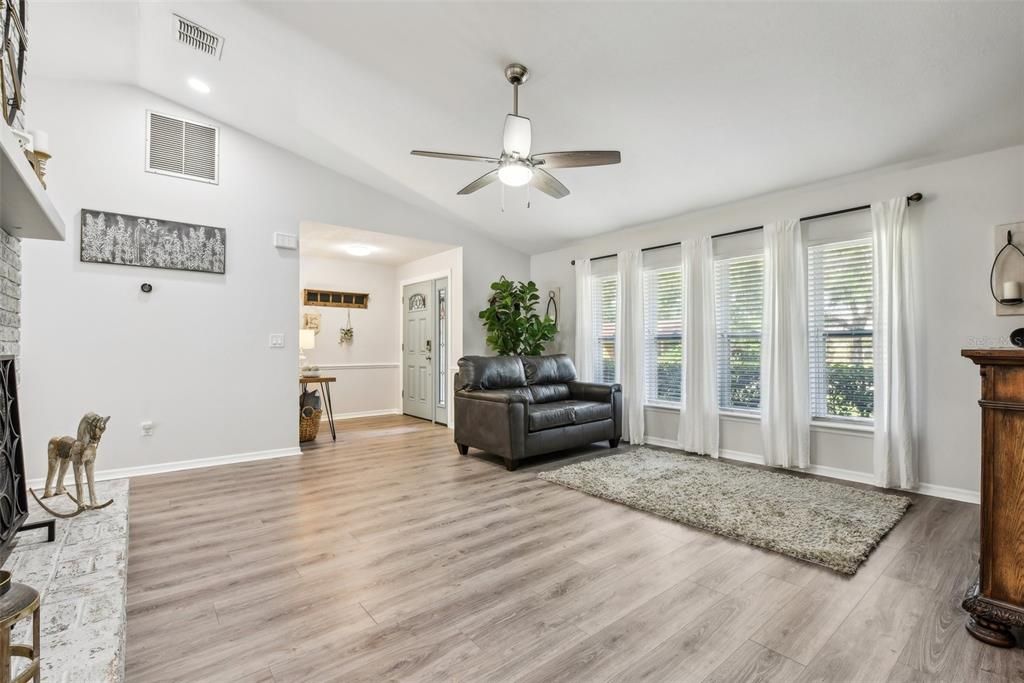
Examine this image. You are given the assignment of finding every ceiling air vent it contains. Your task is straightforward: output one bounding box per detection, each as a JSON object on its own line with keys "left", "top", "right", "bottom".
{"left": 174, "top": 14, "right": 223, "bottom": 59}
{"left": 146, "top": 111, "right": 220, "bottom": 184}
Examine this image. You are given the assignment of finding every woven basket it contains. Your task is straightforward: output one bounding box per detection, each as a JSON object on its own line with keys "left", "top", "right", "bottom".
{"left": 299, "top": 407, "right": 323, "bottom": 443}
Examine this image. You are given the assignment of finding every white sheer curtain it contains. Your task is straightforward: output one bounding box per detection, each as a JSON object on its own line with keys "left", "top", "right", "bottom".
{"left": 872, "top": 197, "right": 918, "bottom": 489}
{"left": 573, "top": 258, "right": 594, "bottom": 382}
{"left": 619, "top": 249, "right": 645, "bottom": 444}
{"left": 678, "top": 238, "right": 719, "bottom": 457}
{"left": 761, "top": 219, "right": 810, "bottom": 468}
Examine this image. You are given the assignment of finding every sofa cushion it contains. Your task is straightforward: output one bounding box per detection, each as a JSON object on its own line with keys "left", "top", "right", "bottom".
{"left": 529, "top": 384, "right": 571, "bottom": 404}
{"left": 457, "top": 356, "right": 527, "bottom": 391}
{"left": 522, "top": 354, "right": 577, "bottom": 385}
{"left": 527, "top": 400, "right": 613, "bottom": 432}
{"left": 528, "top": 402, "right": 575, "bottom": 432}
{"left": 572, "top": 400, "right": 613, "bottom": 425}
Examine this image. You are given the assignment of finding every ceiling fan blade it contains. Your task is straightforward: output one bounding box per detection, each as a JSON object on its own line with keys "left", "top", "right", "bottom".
{"left": 530, "top": 168, "right": 570, "bottom": 199}
{"left": 411, "top": 150, "right": 500, "bottom": 163}
{"left": 457, "top": 169, "right": 500, "bottom": 195}
{"left": 531, "top": 151, "right": 621, "bottom": 169}
{"left": 502, "top": 115, "right": 532, "bottom": 157}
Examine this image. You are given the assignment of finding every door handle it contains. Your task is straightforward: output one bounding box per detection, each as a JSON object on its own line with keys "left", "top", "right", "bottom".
{"left": 426, "top": 339, "right": 432, "bottom": 352}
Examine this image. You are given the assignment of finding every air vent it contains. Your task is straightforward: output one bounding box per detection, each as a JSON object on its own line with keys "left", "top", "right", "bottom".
{"left": 146, "top": 111, "right": 219, "bottom": 184}
{"left": 174, "top": 14, "right": 223, "bottom": 59}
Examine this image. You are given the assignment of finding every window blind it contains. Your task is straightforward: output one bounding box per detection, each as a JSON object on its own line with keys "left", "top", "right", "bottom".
{"left": 592, "top": 273, "right": 619, "bottom": 384}
{"left": 642, "top": 266, "right": 683, "bottom": 404}
{"left": 715, "top": 254, "right": 763, "bottom": 411}
{"left": 808, "top": 238, "right": 874, "bottom": 420}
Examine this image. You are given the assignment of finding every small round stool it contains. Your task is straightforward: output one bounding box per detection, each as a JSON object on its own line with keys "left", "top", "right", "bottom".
{"left": 0, "top": 572, "right": 39, "bottom": 683}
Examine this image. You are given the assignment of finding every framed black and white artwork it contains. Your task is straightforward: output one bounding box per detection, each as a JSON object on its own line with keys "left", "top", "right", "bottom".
{"left": 80, "top": 209, "right": 226, "bottom": 274}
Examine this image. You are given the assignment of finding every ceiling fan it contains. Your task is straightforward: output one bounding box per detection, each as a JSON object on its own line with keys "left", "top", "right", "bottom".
{"left": 411, "top": 63, "right": 620, "bottom": 200}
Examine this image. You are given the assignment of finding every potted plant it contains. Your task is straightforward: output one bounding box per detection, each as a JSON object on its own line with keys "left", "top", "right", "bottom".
{"left": 479, "top": 277, "right": 557, "bottom": 355}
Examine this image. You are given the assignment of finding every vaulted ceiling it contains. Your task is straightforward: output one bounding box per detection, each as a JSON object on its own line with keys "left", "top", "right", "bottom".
{"left": 33, "top": 1, "right": 1024, "bottom": 253}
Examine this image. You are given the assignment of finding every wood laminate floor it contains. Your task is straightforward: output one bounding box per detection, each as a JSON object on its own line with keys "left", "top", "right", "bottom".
{"left": 126, "top": 415, "right": 1023, "bottom": 682}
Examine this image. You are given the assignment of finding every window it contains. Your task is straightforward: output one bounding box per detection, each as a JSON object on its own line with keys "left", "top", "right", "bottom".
{"left": 715, "top": 254, "right": 764, "bottom": 412}
{"left": 808, "top": 238, "right": 873, "bottom": 420}
{"left": 643, "top": 266, "right": 683, "bottom": 404}
{"left": 437, "top": 286, "right": 447, "bottom": 407}
{"left": 592, "top": 273, "right": 619, "bottom": 383}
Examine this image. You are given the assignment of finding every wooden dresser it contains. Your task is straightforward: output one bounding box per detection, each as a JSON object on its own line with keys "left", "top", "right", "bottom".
{"left": 961, "top": 349, "right": 1024, "bottom": 647}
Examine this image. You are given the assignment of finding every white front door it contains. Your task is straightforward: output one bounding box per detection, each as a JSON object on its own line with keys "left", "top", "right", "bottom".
{"left": 402, "top": 281, "right": 433, "bottom": 420}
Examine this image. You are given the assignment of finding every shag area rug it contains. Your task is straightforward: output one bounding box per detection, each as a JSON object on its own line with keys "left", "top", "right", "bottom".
{"left": 538, "top": 448, "right": 911, "bottom": 574}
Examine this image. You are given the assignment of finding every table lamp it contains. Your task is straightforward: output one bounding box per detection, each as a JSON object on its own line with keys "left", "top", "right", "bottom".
{"left": 299, "top": 329, "right": 316, "bottom": 370}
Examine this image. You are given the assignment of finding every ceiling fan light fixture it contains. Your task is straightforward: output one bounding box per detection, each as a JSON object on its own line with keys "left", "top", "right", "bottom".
{"left": 410, "top": 63, "right": 620, "bottom": 200}
{"left": 498, "top": 160, "right": 533, "bottom": 187}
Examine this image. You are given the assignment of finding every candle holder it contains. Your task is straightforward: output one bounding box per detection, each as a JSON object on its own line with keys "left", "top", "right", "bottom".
{"left": 990, "top": 230, "right": 1024, "bottom": 306}
{"left": 31, "top": 150, "right": 50, "bottom": 188}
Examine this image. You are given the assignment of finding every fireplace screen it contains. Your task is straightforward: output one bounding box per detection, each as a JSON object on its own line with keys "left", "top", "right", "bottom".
{"left": 0, "top": 356, "right": 28, "bottom": 566}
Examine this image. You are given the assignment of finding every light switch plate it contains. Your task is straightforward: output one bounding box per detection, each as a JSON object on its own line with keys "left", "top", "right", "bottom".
{"left": 269, "top": 333, "right": 285, "bottom": 348}
{"left": 273, "top": 232, "right": 299, "bottom": 250}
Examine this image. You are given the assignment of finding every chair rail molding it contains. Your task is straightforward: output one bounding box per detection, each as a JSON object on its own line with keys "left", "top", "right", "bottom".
{"left": 311, "top": 362, "right": 400, "bottom": 370}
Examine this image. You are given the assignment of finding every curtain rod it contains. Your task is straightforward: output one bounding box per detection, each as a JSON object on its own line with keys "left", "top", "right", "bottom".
{"left": 570, "top": 192, "right": 923, "bottom": 266}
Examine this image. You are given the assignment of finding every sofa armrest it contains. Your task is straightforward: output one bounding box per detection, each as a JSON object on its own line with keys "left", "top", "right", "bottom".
{"left": 453, "top": 391, "right": 527, "bottom": 460}
{"left": 567, "top": 381, "right": 622, "bottom": 403}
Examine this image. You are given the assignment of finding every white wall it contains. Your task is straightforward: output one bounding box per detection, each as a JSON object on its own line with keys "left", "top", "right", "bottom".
{"left": 531, "top": 144, "right": 1024, "bottom": 498}
{"left": 300, "top": 253, "right": 399, "bottom": 417}
{"left": 20, "top": 78, "right": 529, "bottom": 481}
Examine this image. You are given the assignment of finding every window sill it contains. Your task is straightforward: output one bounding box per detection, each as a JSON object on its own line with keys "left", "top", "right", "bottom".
{"left": 810, "top": 419, "right": 874, "bottom": 437}
{"left": 720, "top": 410, "right": 759, "bottom": 422}
{"left": 647, "top": 405, "right": 874, "bottom": 437}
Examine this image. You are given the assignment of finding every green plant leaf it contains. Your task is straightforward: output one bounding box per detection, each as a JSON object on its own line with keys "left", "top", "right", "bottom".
{"left": 478, "top": 276, "right": 558, "bottom": 356}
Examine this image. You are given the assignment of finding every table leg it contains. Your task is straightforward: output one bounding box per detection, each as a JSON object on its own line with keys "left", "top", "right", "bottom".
{"left": 322, "top": 382, "right": 336, "bottom": 441}
{"left": 32, "top": 605, "right": 39, "bottom": 683}
{"left": 0, "top": 616, "right": 10, "bottom": 683}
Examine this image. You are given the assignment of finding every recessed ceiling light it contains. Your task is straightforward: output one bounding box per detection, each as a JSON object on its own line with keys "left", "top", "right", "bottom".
{"left": 343, "top": 244, "right": 374, "bottom": 257}
{"left": 187, "top": 77, "right": 211, "bottom": 94}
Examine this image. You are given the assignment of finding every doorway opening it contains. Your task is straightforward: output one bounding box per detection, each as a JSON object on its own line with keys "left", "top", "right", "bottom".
{"left": 401, "top": 276, "right": 449, "bottom": 425}
{"left": 298, "top": 222, "right": 462, "bottom": 442}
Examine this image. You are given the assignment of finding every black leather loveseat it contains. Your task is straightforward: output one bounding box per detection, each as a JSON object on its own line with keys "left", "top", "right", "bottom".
{"left": 453, "top": 354, "right": 622, "bottom": 470}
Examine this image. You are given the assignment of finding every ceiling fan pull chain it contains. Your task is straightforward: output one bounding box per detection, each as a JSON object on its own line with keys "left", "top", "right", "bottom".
{"left": 500, "top": 181, "right": 505, "bottom": 213}
{"left": 527, "top": 181, "right": 531, "bottom": 209}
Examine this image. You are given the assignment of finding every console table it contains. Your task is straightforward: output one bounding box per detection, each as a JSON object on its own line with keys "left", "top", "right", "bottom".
{"left": 961, "top": 348, "right": 1024, "bottom": 647}
{"left": 300, "top": 376, "right": 336, "bottom": 441}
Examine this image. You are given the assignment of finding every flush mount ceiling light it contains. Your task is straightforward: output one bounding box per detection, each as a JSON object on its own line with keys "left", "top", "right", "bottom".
{"left": 411, "top": 63, "right": 621, "bottom": 201}
{"left": 343, "top": 244, "right": 374, "bottom": 257}
{"left": 187, "top": 77, "right": 211, "bottom": 94}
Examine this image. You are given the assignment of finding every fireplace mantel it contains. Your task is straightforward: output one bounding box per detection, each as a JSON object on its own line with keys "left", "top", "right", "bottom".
{"left": 0, "top": 121, "right": 64, "bottom": 241}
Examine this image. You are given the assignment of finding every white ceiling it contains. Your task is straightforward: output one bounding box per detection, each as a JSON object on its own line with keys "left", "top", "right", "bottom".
{"left": 300, "top": 222, "right": 453, "bottom": 266}
{"left": 33, "top": 1, "right": 1024, "bottom": 253}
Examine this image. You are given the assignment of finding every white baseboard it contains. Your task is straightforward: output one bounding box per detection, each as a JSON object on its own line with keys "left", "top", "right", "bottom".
{"left": 915, "top": 482, "right": 980, "bottom": 504}
{"left": 641, "top": 439, "right": 979, "bottom": 504}
{"left": 26, "top": 446, "right": 303, "bottom": 489}
{"left": 321, "top": 408, "right": 401, "bottom": 422}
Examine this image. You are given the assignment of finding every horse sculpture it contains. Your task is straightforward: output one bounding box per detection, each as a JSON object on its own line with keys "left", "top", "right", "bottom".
{"left": 33, "top": 413, "right": 113, "bottom": 517}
